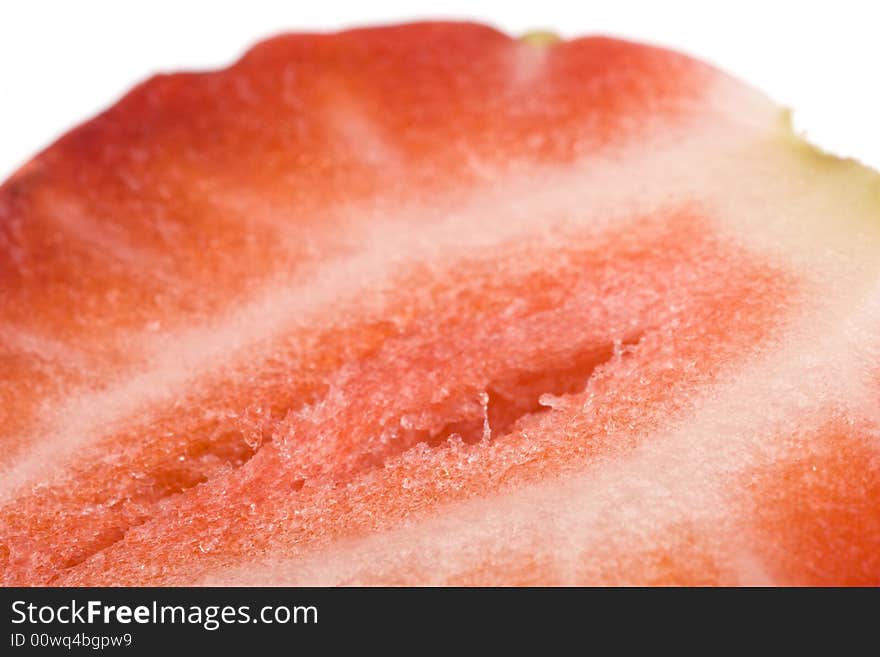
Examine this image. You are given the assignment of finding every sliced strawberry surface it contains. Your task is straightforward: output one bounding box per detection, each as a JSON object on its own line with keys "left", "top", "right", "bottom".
{"left": 1, "top": 22, "right": 879, "bottom": 586}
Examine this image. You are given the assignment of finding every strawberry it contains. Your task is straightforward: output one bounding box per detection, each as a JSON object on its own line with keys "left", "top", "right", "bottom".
{"left": 1, "top": 22, "right": 878, "bottom": 586}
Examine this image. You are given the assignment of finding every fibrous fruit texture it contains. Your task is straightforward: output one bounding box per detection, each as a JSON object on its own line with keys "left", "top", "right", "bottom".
{"left": 1, "top": 22, "right": 879, "bottom": 586}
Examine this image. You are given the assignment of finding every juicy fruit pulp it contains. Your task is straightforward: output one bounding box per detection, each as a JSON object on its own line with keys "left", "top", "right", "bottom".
{"left": 1, "top": 22, "right": 879, "bottom": 586}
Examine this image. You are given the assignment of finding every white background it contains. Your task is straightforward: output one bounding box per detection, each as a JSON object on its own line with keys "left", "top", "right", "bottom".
{"left": 2, "top": 0, "right": 879, "bottom": 181}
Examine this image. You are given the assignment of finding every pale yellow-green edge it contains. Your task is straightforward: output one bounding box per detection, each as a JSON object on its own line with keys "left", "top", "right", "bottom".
{"left": 520, "top": 30, "right": 562, "bottom": 47}
{"left": 777, "top": 109, "right": 880, "bottom": 215}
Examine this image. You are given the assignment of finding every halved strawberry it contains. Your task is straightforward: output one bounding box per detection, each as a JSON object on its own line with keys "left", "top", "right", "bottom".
{"left": 1, "top": 22, "right": 878, "bottom": 586}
